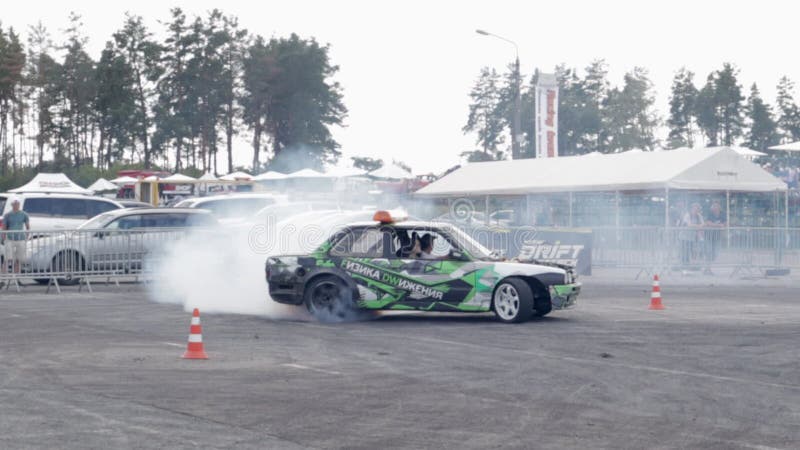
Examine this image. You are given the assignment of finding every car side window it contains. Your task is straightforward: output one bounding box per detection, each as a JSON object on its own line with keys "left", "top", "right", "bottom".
{"left": 87, "top": 200, "right": 119, "bottom": 218}
{"left": 23, "top": 198, "right": 55, "bottom": 217}
{"left": 330, "top": 228, "right": 384, "bottom": 257}
{"left": 142, "top": 214, "right": 188, "bottom": 228}
{"left": 186, "top": 213, "right": 217, "bottom": 227}
{"left": 391, "top": 228, "right": 457, "bottom": 259}
{"left": 107, "top": 215, "right": 142, "bottom": 230}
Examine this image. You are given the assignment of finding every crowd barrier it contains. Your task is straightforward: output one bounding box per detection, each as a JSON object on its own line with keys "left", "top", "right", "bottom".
{"left": 591, "top": 226, "right": 800, "bottom": 276}
{"left": 0, "top": 228, "right": 191, "bottom": 293}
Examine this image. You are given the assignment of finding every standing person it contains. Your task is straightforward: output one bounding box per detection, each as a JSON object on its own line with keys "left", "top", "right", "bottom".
{"left": 2, "top": 198, "right": 30, "bottom": 274}
{"left": 705, "top": 201, "right": 726, "bottom": 265}
{"left": 674, "top": 201, "right": 692, "bottom": 266}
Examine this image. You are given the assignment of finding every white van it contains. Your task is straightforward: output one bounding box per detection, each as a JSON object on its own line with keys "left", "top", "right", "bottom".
{"left": 0, "top": 193, "right": 123, "bottom": 231}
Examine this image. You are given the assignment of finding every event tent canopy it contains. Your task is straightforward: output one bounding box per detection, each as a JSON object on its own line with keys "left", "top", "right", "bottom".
{"left": 161, "top": 173, "right": 197, "bottom": 183}
{"left": 199, "top": 172, "right": 217, "bottom": 181}
{"left": 110, "top": 175, "right": 138, "bottom": 184}
{"left": 219, "top": 171, "right": 253, "bottom": 181}
{"left": 87, "top": 178, "right": 119, "bottom": 192}
{"left": 415, "top": 147, "right": 786, "bottom": 197}
{"left": 768, "top": 141, "right": 800, "bottom": 152}
{"left": 286, "top": 168, "right": 326, "bottom": 178}
{"left": 9, "top": 173, "right": 92, "bottom": 195}
{"left": 253, "top": 171, "right": 288, "bottom": 181}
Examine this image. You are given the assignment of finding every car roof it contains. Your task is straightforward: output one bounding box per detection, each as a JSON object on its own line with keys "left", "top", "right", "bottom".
{"left": 100, "top": 207, "right": 213, "bottom": 217}
{"left": 345, "top": 220, "right": 455, "bottom": 230}
{"left": 190, "top": 193, "right": 286, "bottom": 202}
{"left": 0, "top": 192, "right": 118, "bottom": 201}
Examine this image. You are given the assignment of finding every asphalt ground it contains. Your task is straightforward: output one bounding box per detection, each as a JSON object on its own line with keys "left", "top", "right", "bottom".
{"left": 1, "top": 273, "right": 798, "bottom": 449}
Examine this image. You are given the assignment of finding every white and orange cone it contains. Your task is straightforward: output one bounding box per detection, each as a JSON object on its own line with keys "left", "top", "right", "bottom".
{"left": 182, "top": 308, "right": 209, "bottom": 359}
{"left": 649, "top": 274, "right": 665, "bottom": 310}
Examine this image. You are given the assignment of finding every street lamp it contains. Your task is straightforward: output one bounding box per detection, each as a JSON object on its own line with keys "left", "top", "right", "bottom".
{"left": 476, "top": 29, "right": 522, "bottom": 159}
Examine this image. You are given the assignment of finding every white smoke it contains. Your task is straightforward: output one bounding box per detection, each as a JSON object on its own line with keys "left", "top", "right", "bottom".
{"left": 145, "top": 208, "right": 375, "bottom": 319}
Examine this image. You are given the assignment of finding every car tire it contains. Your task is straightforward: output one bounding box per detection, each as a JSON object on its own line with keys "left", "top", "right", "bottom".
{"left": 492, "top": 277, "right": 533, "bottom": 323}
{"left": 50, "top": 250, "right": 84, "bottom": 286}
{"left": 532, "top": 285, "right": 553, "bottom": 317}
{"left": 304, "top": 275, "right": 357, "bottom": 323}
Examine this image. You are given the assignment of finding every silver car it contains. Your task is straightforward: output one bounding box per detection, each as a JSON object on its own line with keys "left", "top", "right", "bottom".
{"left": 24, "top": 208, "right": 217, "bottom": 283}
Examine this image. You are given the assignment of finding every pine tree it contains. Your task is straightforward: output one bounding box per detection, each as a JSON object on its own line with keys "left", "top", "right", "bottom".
{"left": 462, "top": 67, "right": 505, "bottom": 161}
{"left": 606, "top": 67, "right": 659, "bottom": 151}
{"left": 554, "top": 64, "right": 585, "bottom": 156}
{"left": 113, "top": 13, "right": 162, "bottom": 168}
{"left": 744, "top": 83, "right": 779, "bottom": 151}
{"left": 0, "top": 26, "right": 26, "bottom": 173}
{"left": 776, "top": 76, "right": 800, "bottom": 142}
{"left": 695, "top": 73, "right": 720, "bottom": 146}
{"left": 666, "top": 67, "right": 698, "bottom": 148}
{"left": 581, "top": 59, "right": 610, "bottom": 152}
{"left": 715, "top": 63, "right": 744, "bottom": 146}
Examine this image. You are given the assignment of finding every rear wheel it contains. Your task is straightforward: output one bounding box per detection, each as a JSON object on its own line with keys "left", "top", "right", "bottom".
{"left": 304, "top": 276, "right": 357, "bottom": 323}
{"left": 492, "top": 278, "right": 533, "bottom": 323}
{"left": 50, "top": 250, "right": 84, "bottom": 286}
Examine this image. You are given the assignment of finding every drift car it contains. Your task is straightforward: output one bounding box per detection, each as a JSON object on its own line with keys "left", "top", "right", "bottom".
{"left": 265, "top": 211, "right": 580, "bottom": 323}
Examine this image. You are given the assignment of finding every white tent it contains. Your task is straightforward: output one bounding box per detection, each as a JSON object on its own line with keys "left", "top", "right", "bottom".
{"left": 161, "top": 173, "right": 197, "bottom": 183}
{"left": 199, "top": 172, "right": 217, "bottom": 181}
{"left": 110, "top": 175, "right": 138, "bottom": 184}
{"left": 415, "top": 147, "right": 786, "bottom": 197}
{"left": 286, "top": 168, "right": 326, "bottom": 178}
{"left": 87, "top": 178, "right": 119, "bottom": 192}
{"left": 9, "top": 173, "right": 92, "bottom": 195}
{"left": 368, "top": 164, "right": 413, "bottom": 180}
{"left": 219, "top": 171, "right": 252, "bottom": 181}
{"left": 253, "top": 171, "right": 288, "bottom": 181}
{"left": 768, "top": 141, "right": 800, "bottom": 152}
{"left": 142, "top": 175, "right": 160, "bottom": 182}
{"left": 729, "top": 146, "right": 766, "bottom": 159}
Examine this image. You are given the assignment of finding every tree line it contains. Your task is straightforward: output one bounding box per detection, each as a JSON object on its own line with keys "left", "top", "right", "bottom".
{"left": 463, "top": 60, "right": 800, "bottom": 161}
{"left": 0, "top": 9, "right": 346, "bottom": 179}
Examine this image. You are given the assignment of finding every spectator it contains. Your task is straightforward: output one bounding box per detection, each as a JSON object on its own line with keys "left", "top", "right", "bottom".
{"left": 2, "top": 198, "right": 30, "bottom": 274}
{"left": 678, "top": 202, "right": 704, "bottom": 267}
{"left": 705, "top": 201, "right": 726, "bottom": 272}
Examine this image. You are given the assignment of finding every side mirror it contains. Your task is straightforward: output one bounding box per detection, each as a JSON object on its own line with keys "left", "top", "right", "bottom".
{"left": 94, "top": 231, "right": 107, "bottom": 239}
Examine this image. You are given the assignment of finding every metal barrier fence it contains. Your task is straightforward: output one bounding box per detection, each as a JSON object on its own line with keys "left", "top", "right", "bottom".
{"left": 0, "top": 228, "right": 193, "bottom": 292}
{"left": 592, "top": 226, "right": 800, "bottom": 275}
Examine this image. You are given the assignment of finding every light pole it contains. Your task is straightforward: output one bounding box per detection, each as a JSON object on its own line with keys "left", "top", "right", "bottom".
{"left": 476, "top": 29, "right": 522, "bottom": 159}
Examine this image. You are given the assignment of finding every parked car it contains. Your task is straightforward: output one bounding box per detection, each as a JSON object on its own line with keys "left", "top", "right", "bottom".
{"left": 175, "top": 193, "right": 287, "bottom": 224}
{"left": 24, "top": 208, "right": 218, "bottom": 284}
{"left": 0, "top": 193, "right": 123, "bottom": 230}
{"left": 117, "top": 200, "right": 152, "bottom": 209}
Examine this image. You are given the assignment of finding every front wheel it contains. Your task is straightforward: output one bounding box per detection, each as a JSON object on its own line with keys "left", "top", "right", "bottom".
{"left": 492, "top": 278, "right": 533, "bottom": 323}
{"left": 304, "top": 276, "right": 357, "bottom": 323}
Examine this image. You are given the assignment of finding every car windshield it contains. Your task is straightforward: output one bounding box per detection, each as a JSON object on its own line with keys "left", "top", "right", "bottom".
{"left": 444, "top": 225, "right": 493, "bottom": 259}
{"left": 78, "top": 212, "right": 117, "bottom": 229}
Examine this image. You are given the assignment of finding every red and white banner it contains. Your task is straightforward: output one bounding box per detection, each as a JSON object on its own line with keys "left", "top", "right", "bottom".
{"left": 535, "top": 73, "right": 559, "bottom": 158}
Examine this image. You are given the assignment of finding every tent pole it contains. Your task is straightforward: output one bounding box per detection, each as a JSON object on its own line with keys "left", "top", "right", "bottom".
{"left": 568, "top": 192, "right": 573, "bottom": 228}
{"left": 485, "top": 195, "right": 490, "bottom": 226}
{"left": 726, "top": 190, "right": 731, "bottom": 248}
{"left": 526, "top": 194, "right": 531, "bottom": 226}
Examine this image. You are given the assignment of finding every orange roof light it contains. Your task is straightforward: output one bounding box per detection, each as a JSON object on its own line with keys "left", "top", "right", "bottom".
{"left": 373, "top": 209, "right": 408, "bottom": 224}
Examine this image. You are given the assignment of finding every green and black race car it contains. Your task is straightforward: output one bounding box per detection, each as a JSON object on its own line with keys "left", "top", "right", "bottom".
{"left": 265, "top": 211, "right": 580, "bottom": 323}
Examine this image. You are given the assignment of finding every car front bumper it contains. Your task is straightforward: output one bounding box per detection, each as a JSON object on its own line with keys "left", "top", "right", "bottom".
{"left": 549, "top": 283, "right": 581, "bottom": 309}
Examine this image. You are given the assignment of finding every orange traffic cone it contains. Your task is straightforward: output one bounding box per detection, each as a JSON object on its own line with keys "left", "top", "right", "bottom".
{"left": 182, "top": 308, "right": 209, "bottom": 359}
{"left": 649, "top": 274, "right": 665, "bottom": 310}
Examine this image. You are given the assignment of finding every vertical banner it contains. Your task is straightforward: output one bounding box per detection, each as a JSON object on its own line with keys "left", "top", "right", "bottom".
{"left": 535, "top": 73, "right": 559, "bottom": 158}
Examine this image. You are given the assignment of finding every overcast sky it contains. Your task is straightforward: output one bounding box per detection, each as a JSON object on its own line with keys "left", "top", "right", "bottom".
{"left": 3, "top": 0, "right": 799, "bottom": 174}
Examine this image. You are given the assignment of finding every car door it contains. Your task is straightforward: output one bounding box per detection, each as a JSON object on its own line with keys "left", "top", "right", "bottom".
{"left": 100, "top": 215, "right": 146, "bottom": 271}
{"left": 384, "top": 227, "right": 475, "bottom": 311}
